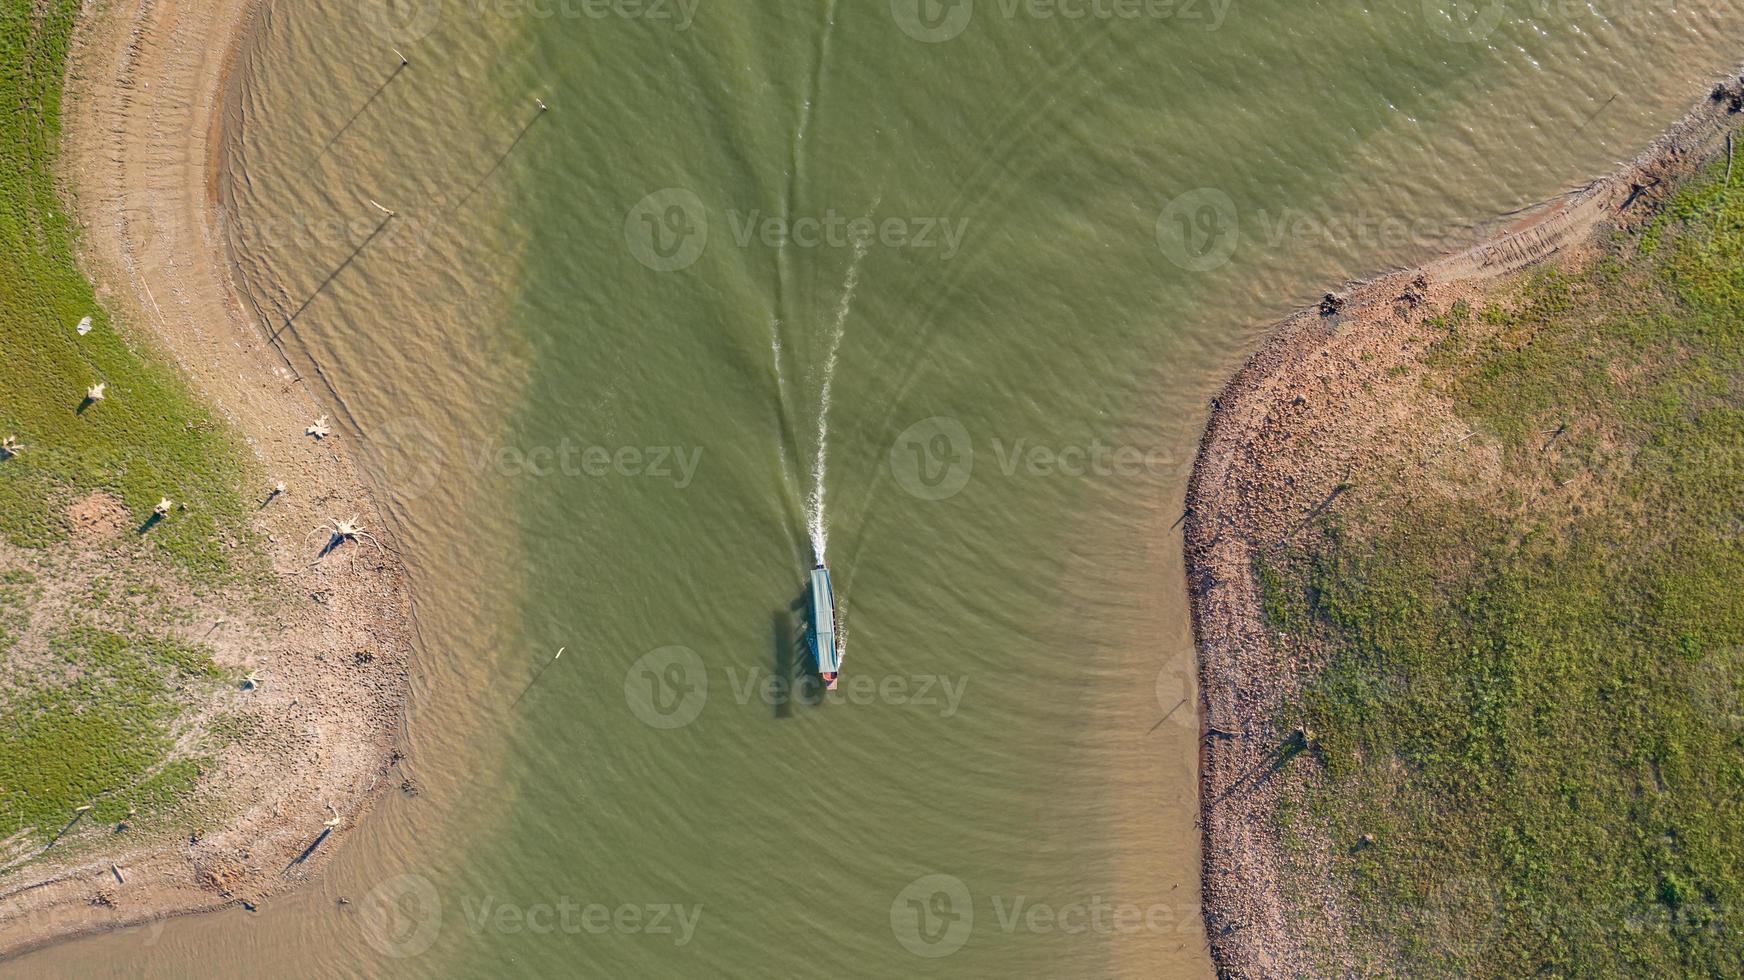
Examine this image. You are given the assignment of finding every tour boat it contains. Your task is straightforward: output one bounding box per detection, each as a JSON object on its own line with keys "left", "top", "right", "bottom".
{"left": 808, "top": 563, "right": 841, "bottom": 690}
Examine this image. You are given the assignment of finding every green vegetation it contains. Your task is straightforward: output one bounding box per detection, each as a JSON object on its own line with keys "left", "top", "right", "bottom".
{"left": 0, "top": 3, "right": 259, "bottom": 858}
{"left": 0, "top": 1, "right": 248, "bottom": 568}
{"left": 1, "top": 628, "right": 218, "bottom": 835}
{"left": 1264, "top": 157, "right": 1744, "bottom": 977}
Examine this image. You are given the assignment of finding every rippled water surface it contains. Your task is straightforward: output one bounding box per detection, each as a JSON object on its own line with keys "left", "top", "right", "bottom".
{"left": 14, "top": 1, "right": 1744, "bottom": 977}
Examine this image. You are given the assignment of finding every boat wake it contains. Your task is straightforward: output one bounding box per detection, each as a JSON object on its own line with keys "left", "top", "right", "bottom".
{"left": 806, "top": 233, "right": 868, "bottom": 563}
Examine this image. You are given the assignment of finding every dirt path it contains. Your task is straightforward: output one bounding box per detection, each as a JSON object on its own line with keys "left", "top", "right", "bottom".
{"left": 0, "top": 0, "right": 415, "bottom": 955}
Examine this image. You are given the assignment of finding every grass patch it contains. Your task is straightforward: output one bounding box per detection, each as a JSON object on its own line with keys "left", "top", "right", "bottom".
{"left": 0, "top": 2, "right": 267, "bottom": 856}
{"left": 0, "top": 628, "right": 222, "bottom": 838}
{"left": 0, "top": 1, "right": 252, "bottom": 572}
{"left": 1262, "top": 157, "right": 1744, "bottom": 976}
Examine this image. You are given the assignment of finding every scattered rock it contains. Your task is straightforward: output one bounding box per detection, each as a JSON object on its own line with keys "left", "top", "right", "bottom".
{"left": 1393, "top": 273, "right": 1429, "bottom": 318}
{"left": 1711, "top": 79, "right": 1744, "bottom": 114}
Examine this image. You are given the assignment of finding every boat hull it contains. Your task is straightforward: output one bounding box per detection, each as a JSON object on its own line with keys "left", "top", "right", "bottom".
{"left": 808, "top": 565, "right": 840, "bottom": 685}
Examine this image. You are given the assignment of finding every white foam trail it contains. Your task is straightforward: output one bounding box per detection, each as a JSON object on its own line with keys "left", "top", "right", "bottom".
{"left": 806, "top": 235, "right": 869, "bottom": 562}
{"left": 835, "top": 597, "right": 849, "bottom": 667}
{"left": 770, "top": 318, "right": 795, "bottom": 484}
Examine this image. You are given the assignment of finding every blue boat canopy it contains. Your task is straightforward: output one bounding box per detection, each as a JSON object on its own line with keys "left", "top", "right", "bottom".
{"left": 809, "top": 565, "right": 839, "bottom": 675}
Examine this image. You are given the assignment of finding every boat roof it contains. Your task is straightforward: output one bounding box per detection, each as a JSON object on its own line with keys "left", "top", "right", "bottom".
{"left": 809, "top": 566, "right": 839, "bottom": 673}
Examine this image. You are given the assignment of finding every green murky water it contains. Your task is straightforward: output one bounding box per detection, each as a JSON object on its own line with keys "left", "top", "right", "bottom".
{"left": 12, "top": 1, "right": 1744, "bottom": 977}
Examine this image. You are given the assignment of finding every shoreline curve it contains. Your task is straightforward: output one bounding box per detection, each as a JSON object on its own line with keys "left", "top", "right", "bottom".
{"left": 1185, "top": 75, "right": 1744, "bottom": 978}
{"left": 0, "top": 0, "right": 416, "bottom": 957}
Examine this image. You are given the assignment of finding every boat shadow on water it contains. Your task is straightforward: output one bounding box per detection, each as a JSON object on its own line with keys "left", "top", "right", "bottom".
{"left": 768, "top": 591, "right": 827, "bottom": 719}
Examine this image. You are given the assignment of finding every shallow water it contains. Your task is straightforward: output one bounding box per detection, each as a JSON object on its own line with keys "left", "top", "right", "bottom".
{"left": 13, "top": 1, "right": 1744, "bottom": 976}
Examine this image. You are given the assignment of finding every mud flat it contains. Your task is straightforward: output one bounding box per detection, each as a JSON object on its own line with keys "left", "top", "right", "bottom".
{"left": 1185, "top": 78, "right": 1743, "bottom": 978}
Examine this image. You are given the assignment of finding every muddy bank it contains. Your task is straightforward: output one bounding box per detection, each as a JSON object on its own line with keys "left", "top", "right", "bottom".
{"left": 0, "top": 0, "right": 415, "bottom": 955}
{"left": 1184, "top": 78, "right": 1742, "bottom": 978}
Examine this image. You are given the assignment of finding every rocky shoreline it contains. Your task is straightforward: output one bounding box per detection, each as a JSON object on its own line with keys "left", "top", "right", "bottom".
{"left": 1184, "top": 79, "right": 1742, "bottom": 978}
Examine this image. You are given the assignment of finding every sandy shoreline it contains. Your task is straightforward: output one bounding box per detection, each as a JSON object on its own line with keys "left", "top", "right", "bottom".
{"left": 0, "top": 0, "right": 415, "bottom": 956}
{"left": 1184, "top": 79, "right": 1743, "bottom": 978}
